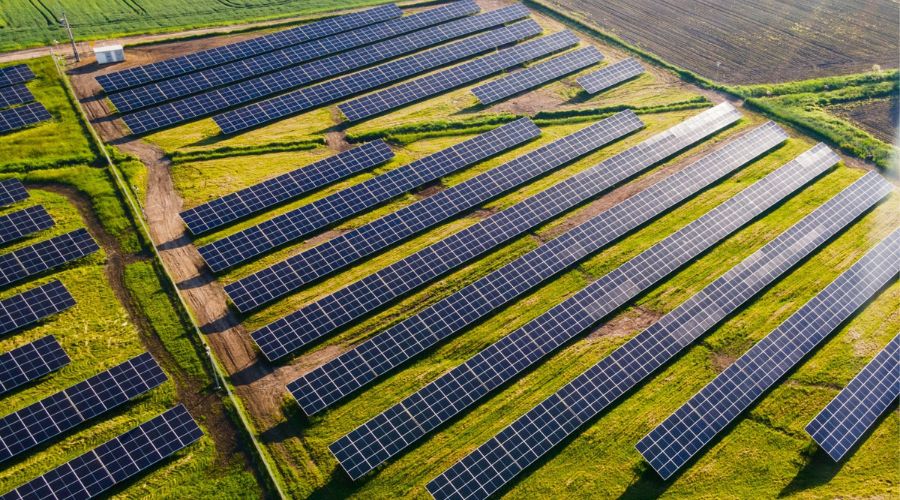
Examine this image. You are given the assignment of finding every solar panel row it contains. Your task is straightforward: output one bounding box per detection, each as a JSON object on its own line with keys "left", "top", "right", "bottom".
{"left": 0, "top": 336, "right": 69, "bottom": 397}
{"left": 0, "top": 65, "right": 35, "bottom": 88}
{"left": 201, "top": 118, "right": 540, "bottom": 273}
{"left": 123, "top": 7, "right": 532, "bottom": 134}
{"left": 213, "top": 18, "right": 543, "bottom": 135}
{"left": 428, "top": 165, "right": 887, "bottom": 499}
{"left": 0, "top": 180, "right": 28, "bottom": 208}
{"left": 636, "top": 226, "right": 899, "bottom": 480}
{"left": 1, "top": 404, "right": 203, "bottom": 500}
{"left": 0, "top": 352, "right": 166, "bottom": 463}
{"left": 96, "top": 4, "right": 404, "bottom": 92}
{"left": 338, "top": 30, "right": 580, "bottom": 122}
{"left": 0, "top": 280, "right": 75, "bottom": 336}
{"left": 0, "top": 229, "right": 99, "bottom": 288}
{"left": 0, "top": 103, "right": 51, "bottom": 134}
{"left": 227, "top": 112, "right": 638, "bottom": 312}
{"left": 289, "top": 121, "right": 789, "bottom": 416}
{"left": 807, "top": 331, "right": 900, "bottom": 461}
{"left": 0, "top": 206, "right": 54, "bottom": 246}
{"left": 331, "top": 136, "right": 834, "bottom": 480}
{"left": 109, "top": 1, "right": 480, "bottom": 112}
{"left": 180, "top": 140, "right": 394, "bottom": 235}
{"left": 577, "top": 57, "right": 644, "bottom": 94}
{"left": 0, "top": 85, "right": 34, "bottom": 110}
{"left": 250, "top": 103, "right": 738, "bottom": 361}
{"left": 472, "top": 46, "right": 602, "bottom": 105}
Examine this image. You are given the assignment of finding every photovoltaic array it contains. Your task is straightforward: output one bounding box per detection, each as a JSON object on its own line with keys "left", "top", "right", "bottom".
{"left": 0, "top": 85, "right": 34, "bottom": 110}
{"left": 0, "top": 65, "right": 35, "bottom": 88}
{"left": 330, "top": 136, "right": 836, "bottom": 480}
{"left": 0, "top": 336, "right": 69, "bottom": 396}
{"left": 228, "top": 112, "right": 638, "bottom": 312}
{"left": 213, "top": 18, "right": 542, "bottom": 134}
{"left": 203, "top": 118, "right": 540, "bottom": 273}
{"left": 339, "top": 30, "right": 580, "bottom": 122}
{"left": 0, "top": 352, "right": 166, "bottom": 463}
{"left": 806, "top": 331, "right": 900, "bottom": 461}
{"left": 124, "top": 7, "right": 533, "bottom": 134}
{"left": 0, "top": 103, "right": 51, "bottom": 134}
{"left": 0, "top": 229, "right": 99, "bottom": 287}
{"left": 577, "top": 57, "right": 644, "bottom": 94}
{"left": 1, "top": 404, "right": 203, "bottom": 500}
{"left": 472, "top": 46, "right": 603, "bottom": 104}
{"left": 0, "top": 180, "right": 28, "bottom": 208}
{"left": 289, "top": 121, "right": 788, "bottom": 416}
{"left": 96, "top": 4, "right": 403, "bottom": 92}
{"left": 0, "top": 206, "right": 54, "bottom": 246}
{"left": 250, "top": 103, "right": 738, "bottom": 361}
{"left": 0, "top": 280, "right": 75, "bottom": 336}
{"left": 109, "top": 2, "right": 480, "bottom": 112}
{"left": 429, "top": 165, "right": 888, "bottom": 499}
{"left": 636, "top": 227, "right": 900, "bottom": 480}
{"left": 180, "top": 140, "right": 394, "bottom": 235}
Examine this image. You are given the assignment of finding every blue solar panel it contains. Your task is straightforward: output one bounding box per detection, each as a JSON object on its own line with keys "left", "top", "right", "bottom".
{"left": 0, "top": 180, "right": 28, "bottom": 208}
{"left": 180, "top": 141, "right": 394, "bottom": 235}
{"left": 330, "top": 139, "right": 839, "bottom": 480}
{"left": 230, "top": 111, "right": 639, "bottom": 314}
{"left": 636, "top": 225, "right": 899, "bottom": 480}
{"left": 109, "top": 2, "right": 480, "bottom": 112}
{"left": 0, "top": 103, "right": 50, "bottom": 133}
{"left": 0, "top": 206, "right": 54, "bottom": 246}
{"left": 807, "top": 331, "right": 900, "bottom": 461}
{"left": 96, "top": 4, "right": 403, "bottom": 92}
{"left": 0, "top": 280, "right": 75, "bottom": 336}
{"left": 0, "top": 65, "right": 35, "bottom": 88}
{"left": 289, "top": 121, "right": 789, "bottom": 416}
{"left": 122, "top": 6, "right": 532, "bottom": 134}
{"left": 0, "top": 352, "right": 166, "bottom": 463}
{"left": 201, "top": 118, "right": 540, "bottom": 273}
{"left": 0, "top": 85, "right": 34, "bottom": 110}
{"left": 577, "top": 57, "right": 644, "bottom": 94}
{"left": 338, "top": 30, "right": 580, "bottom": 122}
{"left": 428, "top": 168, "right": 889, "bottom": 499}
{"left": 1, "top": 404, "right": 203, "bottom": 500}
{"left": 0, "top": 336, "right": 69, "bottom": 396}
{"left": 0, "top": 229, "right": 99, "bottom": 287}
{"left": 212, "top": 19, "right": 543, "bottom": 135}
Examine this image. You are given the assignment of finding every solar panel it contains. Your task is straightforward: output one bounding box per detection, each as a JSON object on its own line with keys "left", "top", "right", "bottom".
{"left": 472, "top": 46, "right": 603, "bottom": 105}
{"left": 0, "top": 336, "right": 69, "bottom": 396}
{"left": 0, "top": 65, "right": 35, "bottom": 88}
{"left": 0, "top": 280, "right": 75, "bottom": 336}
{"left": 0, "top": 180, "right": 28, "bottom": 208}
{"left": 0, "top": 103, "right": 51, "bottom": 133}
{"left": 0, "top": 229, "right": 99, "bottom": 288}
{"left": 636, "top": 226, "right": 900, "bottom": 480}
{"left": 180, "top": 141, "right": 394, "bottom": 235}
{"left": 289, "top": 121, "right": 789, "bottom": 416}
{"left": 577, "top": 57, "right": 644, "bottom": 94}
{"left": 0, "top": 352, "right": 166, "bottom": 463}
{"left": 232, "top": 111, "right": 639, "bottom": 315}
{"left": 96, "top": 4, "right": 404, "bottom": 92}
{"left": 249, "top": 103, "right": 739, "bottom": 361}
{"left": 0, "top": 206, "right": 54, "bottom": 246}
{"left": 1, "top": 404, "right": 203, "bottom": 500}
{"left": 0, "top": 85, "right": 34, "bottom": 110}
{"left": 109, "top": 2, "right": 480, "bottom": 112}
{"left": 331, "top": 139, "right": 838, "bottom": 480}
{"left": 212, "top": 19, "right": 543, "bottom": 135}
{"left": 339, "top": 30, "right": 580, "bottom": 122}
{"left": 428, "top": 167, "right": 889, "bottom": 499}
{"left": 122, "top": 7, "right": 533, "bottom": 134}
{"left": 807, "top": 331, "right": 900, "bottom": 461}
{"left": 201, "top": 118, "right": 540, "bottom": 273}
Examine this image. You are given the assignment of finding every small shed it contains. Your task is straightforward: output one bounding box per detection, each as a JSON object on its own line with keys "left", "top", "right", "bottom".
{"left": 94, "top": 45, "right": 125, "bottom": 64}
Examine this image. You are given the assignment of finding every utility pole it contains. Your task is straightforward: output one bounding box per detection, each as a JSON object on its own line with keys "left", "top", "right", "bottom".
{"left": 59, "top": 10, "right": 79, "bottom": 62}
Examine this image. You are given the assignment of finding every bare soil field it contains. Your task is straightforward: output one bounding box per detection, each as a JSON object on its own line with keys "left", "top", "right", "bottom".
{"left": 830, "top": 97, "right": 899, "bottom": 143}
{"left": 545, "top": 0, "right": 899, "bottom": 84}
